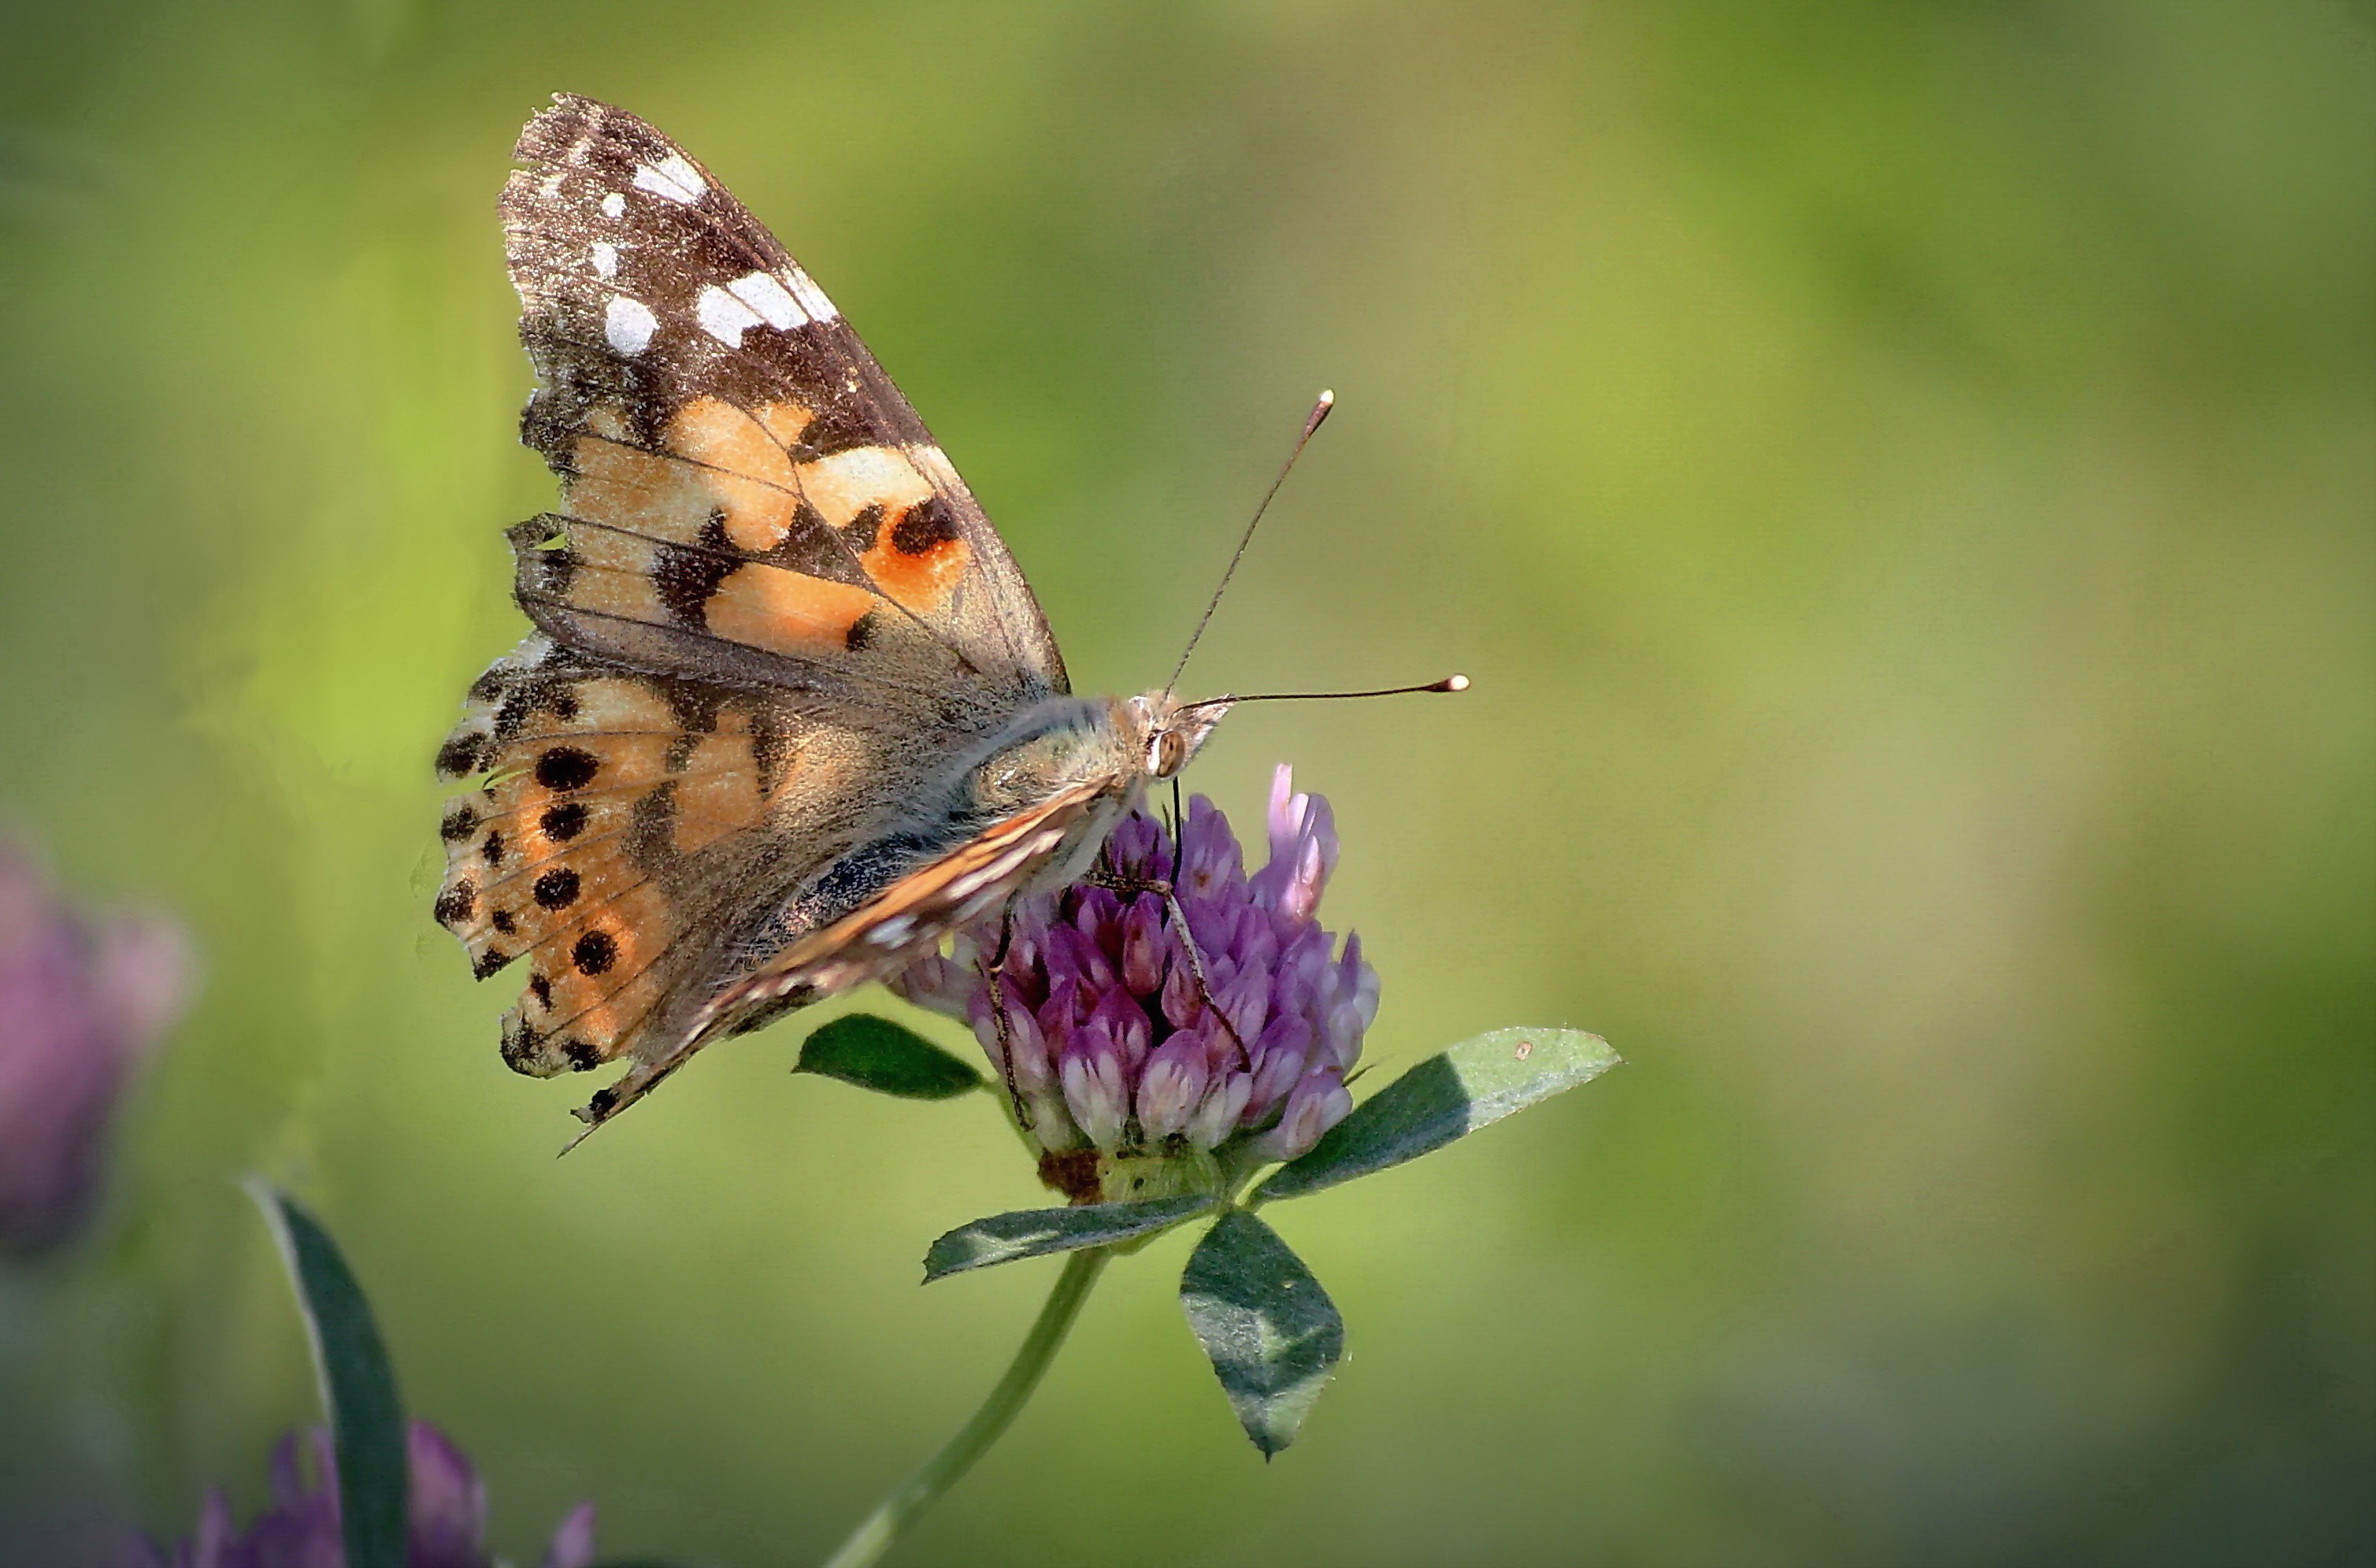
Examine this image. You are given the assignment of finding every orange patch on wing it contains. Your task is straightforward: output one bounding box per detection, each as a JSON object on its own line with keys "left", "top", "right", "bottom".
{"left": 858, "top": 520, "right": 969, "bottom": 612}
{"left": 702, "top": 561, "right": 873, "bottom": 654}
{"left": 505, "top": 881, "right": 678, "bottom": 1072}
{"left": 669, "top": 709, "right": 777, "bottom": 854}
{"left": 562, "top": 396, "right": 972, "bottom": 636}
{"left": 664, "top": 396, "right": 803, "bottom": 550}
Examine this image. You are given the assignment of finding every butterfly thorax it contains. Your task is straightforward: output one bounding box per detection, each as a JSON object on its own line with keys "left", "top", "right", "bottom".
{"left": 906, "top": 689, "right": 1224, "bottom": 889}
{"left": 680, "top": 691, "right": 1221, "bottom": 1061}
{"left": 722, "top": 692, "right": 1215, "bottom": 981}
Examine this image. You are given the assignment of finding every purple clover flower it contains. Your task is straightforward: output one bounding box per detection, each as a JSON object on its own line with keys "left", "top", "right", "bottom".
{"left": 0, "top": 840, "right": 193, "bottom": 1256}
{"left": 139, "top": 1422, "right": 596, "bottom": 1568}
{"left": 893, "top": 766, "right": 1375, "bottom": 1199}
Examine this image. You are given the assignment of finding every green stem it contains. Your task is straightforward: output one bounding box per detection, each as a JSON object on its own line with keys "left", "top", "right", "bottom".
{"left": 819, "top": 1246, "right": 1110, "bottom": 1568}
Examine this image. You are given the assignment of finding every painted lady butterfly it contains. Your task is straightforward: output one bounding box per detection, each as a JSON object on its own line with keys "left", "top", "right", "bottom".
{"left": 432, "top": 95, "right": 1239, "bottom": 1138}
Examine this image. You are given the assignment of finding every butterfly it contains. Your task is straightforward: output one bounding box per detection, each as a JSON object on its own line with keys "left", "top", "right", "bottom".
{"left": 431, "top": 95, "right": 1245, "bottom": 1139}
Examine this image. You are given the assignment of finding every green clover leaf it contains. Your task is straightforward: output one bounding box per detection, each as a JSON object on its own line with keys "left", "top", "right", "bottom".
{"left": 246, "top": 1181, "right": 408, "bottom": 1568}
{"left": 795, "top": 1013, "right": 985, "bottom": 1100}
{"left": 1255, "top": 1027, "right": 1619, "bottom": 1203}
{"left": 1179, "top": 1210, "right": 1344, "bottom": 1457}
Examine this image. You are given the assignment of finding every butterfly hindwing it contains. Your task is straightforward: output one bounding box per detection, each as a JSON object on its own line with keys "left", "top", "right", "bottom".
{"left": 432, "top": 636, "right": 891, "bottom": 1079}
{"left": 567, "top": 782, "right": 1120, "bottom": 1134}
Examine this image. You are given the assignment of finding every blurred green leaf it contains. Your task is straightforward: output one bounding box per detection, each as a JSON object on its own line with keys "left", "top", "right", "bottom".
{"left": 1179, "top": 1210, "right": 1343, "bottom": 1457}
{"left": 795, "top": 1013, "right": 984, "bottom": 1100}
{"left": 1254, "top": 1028, "right": 1619, "bottom": 1203}
{"left": 245, "top": 1180, "right": 407, "bottom": 1568}
{"left": 924, "top": 1195, "right": 1214, "bottom": 1282}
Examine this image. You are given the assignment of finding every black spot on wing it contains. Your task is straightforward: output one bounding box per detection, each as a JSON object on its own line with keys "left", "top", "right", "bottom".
{"left": 436, "top": 732, "right": 486, "bottom": 780}
{"left": 654, "top": 512, "right": 739, "bottom": 628}
{"left": 541, "top": 802, "right": 589, "bottom": 842}
{"left": 434, "top": 880, "right": 476, "bottom": 928}
{"left": 573, "top": 929, "right": 618, "bottom": 976}
{"left": 891, "top": 495, "right": 960, "bottom": 556}
{"left": 533, "top": 868, "right": 582, "bottom": 909}
{"left": 440, "top": 803, "right": 479, "bottom": 843}
{"left": 501, "top": 1016, "right": 546, "bottom": 1073}
{"left": 535, "top": 746, "right": 600, "bottom": 791}
{"left": 493, "top": 671, "right": 584, "bottom": 740}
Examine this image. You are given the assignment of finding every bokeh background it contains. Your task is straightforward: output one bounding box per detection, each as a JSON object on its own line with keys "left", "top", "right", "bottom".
{"left": 3, "top": 1, "right": 2370, "bottom": 1563}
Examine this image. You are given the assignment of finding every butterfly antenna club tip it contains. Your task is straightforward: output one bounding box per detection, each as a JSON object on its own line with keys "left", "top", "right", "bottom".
{"left": 1182, "top": 674, "right": 1469, "bottom": 710}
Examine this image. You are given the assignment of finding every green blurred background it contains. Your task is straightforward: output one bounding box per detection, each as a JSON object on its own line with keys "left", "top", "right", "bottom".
{"left": 3, "top": 1, "right": 2370, "bottom": 1562}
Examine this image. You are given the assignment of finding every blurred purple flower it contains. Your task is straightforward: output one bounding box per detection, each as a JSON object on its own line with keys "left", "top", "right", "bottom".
{"left": 893, "top": 765, "right": 1374, "bottom": 1195}
{"left": 0, "top": 840, "right": 194, "bottom": 1256}
{"left": 138, "top": 1421, "right": 597, "bottom": 1568}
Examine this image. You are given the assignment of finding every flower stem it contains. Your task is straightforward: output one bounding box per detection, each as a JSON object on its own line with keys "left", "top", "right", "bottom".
{"left": 819, "top": 1247, "right": 1110, "bottom": 1568}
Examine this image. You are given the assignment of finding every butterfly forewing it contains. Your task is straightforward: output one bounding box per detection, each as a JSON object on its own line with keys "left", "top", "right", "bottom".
{"left": 500, "top": 94, "right": 1064, "bottom": 705}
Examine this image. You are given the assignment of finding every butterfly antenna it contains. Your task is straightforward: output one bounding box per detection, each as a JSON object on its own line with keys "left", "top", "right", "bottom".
{"left": 1166, "top": 390, "right": 1336, "bottom": 695}
{"left": 1178, "top": 674, "right": 1468, "bottom": 713}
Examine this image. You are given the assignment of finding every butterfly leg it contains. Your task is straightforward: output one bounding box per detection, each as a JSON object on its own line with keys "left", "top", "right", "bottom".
{"left": 979, "top": 899, "right": 1033, "bottom": 1129}
{"left": 1087, "top": 860, "right": 1252, "bottom": 1072}
{"left": 1155, "top": 883, "right": 1252, "bottom": 1071}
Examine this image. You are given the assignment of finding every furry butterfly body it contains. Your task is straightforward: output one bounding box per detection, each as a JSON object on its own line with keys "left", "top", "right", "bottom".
{"left": 434, "top": 96, "right": 1221, "bottom": 1132}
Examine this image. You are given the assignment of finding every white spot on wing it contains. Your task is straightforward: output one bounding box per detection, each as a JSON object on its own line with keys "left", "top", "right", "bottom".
{"left": 591, "top": 242, "right": 618, "bottom": 280}
{"left": 870, "top": 914, "right": 917, "bottom": 946}
{"left": 695, "top": 283, "right": 763, "bottom": 347}
{"left": 726, "top": 271, "right": 805, "bottom": 329}
{"left": 599, "top": 191, "right": 626, "bottom": 219}
{"left": 783, "top": 269, "right": 838, "bottom": 322}
{"left": 806, "top": 445, "right": 921, "bottom": 508}
{"left": 632, "top": 154, "right": 706, "bottom": 204}
{"left": 911, "top": 446, "right": 962, "bottom": 490}
{"left": 604, "top": 295, "right": 657, "bottom": 354}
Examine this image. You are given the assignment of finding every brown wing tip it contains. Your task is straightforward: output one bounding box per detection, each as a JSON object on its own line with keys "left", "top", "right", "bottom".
{"left": 515, "top": 97, "right": 584, "bottom": 164}
{"left": 514, "top": 93, "right": 699, "bottom": 180}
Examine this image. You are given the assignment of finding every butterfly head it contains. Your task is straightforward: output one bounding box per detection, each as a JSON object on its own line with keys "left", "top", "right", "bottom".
{"left": 1121, "top": 691, "right": 1228, "bottom": 782}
